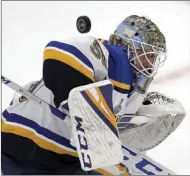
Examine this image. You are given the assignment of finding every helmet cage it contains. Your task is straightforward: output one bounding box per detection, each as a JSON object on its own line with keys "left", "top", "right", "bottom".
{"left": 109, "top": 33, "right": 167, "bottom": 77}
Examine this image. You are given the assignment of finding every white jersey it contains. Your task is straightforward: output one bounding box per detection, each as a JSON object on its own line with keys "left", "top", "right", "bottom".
{"left": 2, "top": 81, "right": 128, "bottom": 174}
{"left": 2, "top": 36, "right": 134, "bottom": 174}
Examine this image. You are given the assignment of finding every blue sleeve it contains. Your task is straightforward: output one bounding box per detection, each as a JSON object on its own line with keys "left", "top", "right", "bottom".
{"left": 108, "top": 45, "right": 134, "bottom": 94}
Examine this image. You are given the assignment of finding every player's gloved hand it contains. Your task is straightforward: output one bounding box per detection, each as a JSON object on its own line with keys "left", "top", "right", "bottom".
{"left": 119, "top": 92, "right": 186, "bottom": 151}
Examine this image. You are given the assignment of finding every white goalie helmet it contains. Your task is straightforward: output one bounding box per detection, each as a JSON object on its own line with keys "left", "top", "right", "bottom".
{"left": 109, "top": 15, "right": 167, "bottom": 77}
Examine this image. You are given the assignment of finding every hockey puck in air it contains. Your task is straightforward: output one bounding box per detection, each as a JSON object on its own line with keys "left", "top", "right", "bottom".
{"left": 76, "top": 16, "right": 91, "bottom": 33}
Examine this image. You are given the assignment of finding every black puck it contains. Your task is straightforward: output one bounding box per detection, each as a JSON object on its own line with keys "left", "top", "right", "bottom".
{"left": 76, "top": 16, "right": 91, "bottom": 33}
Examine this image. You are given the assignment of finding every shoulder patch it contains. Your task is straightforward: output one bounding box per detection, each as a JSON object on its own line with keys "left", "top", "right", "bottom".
{"left": 19, "top": 95, "right": 28, "bottom": 102}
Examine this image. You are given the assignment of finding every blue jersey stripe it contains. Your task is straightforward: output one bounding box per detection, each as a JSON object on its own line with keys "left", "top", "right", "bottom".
{"left": 49, "top": 106, "right": 67, "bottom": 120}
{"left": 3, "top": 110, "right": 76, "bottom": 151}
{"left": 10, "top": 100, "right": 13, "bottom": 106}
{"left": 61, "top": 102, "right": 69, "bottom": 112}
{"left": 46, "top": 41, "right": 94, "bottom": 71}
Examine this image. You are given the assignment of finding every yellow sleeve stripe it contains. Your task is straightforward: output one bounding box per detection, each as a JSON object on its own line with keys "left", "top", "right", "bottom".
{"left": 2, "top": 119, "right": 78, "bottom": 157}
{"left": 85, "top": 90, "right": 117, "bottom": 129}
{"left": 44, "top": 48, "right": 94, "bottom": 81}
{"left": 2, "top": 119, "right": 127, "bottom": 175}
{"left": 110, "top": 79, "right": 131, "bottom": 90}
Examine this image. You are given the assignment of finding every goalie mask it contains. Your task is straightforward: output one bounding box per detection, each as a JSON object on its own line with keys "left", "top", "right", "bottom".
{"left": 109, "top": 15, "right": 167, "bottom": 77}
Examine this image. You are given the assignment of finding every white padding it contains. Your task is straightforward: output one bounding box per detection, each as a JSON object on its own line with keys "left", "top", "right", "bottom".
{"left": 68, "top": 80, "right": 123, "bottom": 171}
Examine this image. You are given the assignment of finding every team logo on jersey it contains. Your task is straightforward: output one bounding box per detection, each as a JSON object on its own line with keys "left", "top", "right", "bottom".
{"left": 90, "top": 40, "right": 107, "bottom": 70}
{"left": 19, "top": 95, "right": 28, "bottom": 102}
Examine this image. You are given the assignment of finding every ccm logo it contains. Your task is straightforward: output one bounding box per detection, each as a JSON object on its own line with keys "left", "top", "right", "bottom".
{"left": 75, "top": 116, "right": 92, "bottom": 169}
